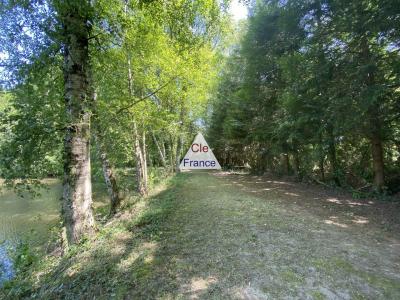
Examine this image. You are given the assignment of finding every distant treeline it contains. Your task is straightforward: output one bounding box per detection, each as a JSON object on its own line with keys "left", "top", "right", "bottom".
{"left": 208, "top": 0, "right": 400, "bottom": 193}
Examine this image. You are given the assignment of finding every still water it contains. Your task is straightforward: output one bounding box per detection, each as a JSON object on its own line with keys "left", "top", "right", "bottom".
{"left": 0, "top": 180, "right": 62, "bottom": 246}
{"left": 0, "top": 180, "right": 61, "bottom": 286}
{"left": 0, "top": 180, "right": 108, "bottom": 286}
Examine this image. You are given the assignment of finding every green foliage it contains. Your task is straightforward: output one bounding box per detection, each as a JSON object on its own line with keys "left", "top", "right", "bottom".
{"left": 0, "top": 241, "right": 38, "bottom": 297}
{"left": 0, "top": 61, "right": 64, "bottom": 183}
{"left": 0, "top": 0, "right": 228, "bottom": 194}
{"left": 208, "top": 0, "right": 400, "bottom": 193}
{"left": 13, "top": 242, "right": 37, "bottom": 273}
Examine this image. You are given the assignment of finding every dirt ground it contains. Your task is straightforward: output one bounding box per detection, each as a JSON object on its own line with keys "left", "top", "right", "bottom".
{"left": 126, "top": 171, "right": 400, "bottom": 299}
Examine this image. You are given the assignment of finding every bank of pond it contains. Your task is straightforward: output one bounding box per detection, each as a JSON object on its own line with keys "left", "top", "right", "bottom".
{"left": 0, "top": 180, "right": 108, "bottom": 287}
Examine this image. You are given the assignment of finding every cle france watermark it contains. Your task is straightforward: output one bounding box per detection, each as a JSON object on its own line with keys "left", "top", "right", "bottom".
{"left": 179, "top": 133, "right": 221, "bottom": 170}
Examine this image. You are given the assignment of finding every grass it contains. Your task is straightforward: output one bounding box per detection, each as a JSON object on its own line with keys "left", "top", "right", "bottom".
{"left": 1, "top": 171, "right": 400, "bottom": 299}
{"left": 0, "top": 173, "right": 181, "bottom": 299}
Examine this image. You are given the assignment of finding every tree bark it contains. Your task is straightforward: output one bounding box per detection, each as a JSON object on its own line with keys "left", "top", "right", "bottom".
{"left": 293, "top": 150, "right": 300, "bottom": 179}
{"left": 169, "top": 135, "right": 177, "bottom": 172}
{"left": 175, "top": 97, "right": 187, "bottom": 172}
{"left": 161, "top": 139, "right": 166, "bottom": 161}
{"left": 142, "top": 131, "right": 148, "bottom": 192}
{"left": 125, "top": 34, "right": 148, "bottom": 195}
{"left": 176, "top": 134, "right": 183, "bottom": 172}
{"left": 91, "top": 87, "right": 121, "bottom": 216}
{"left": 94, "top": 133, "right": 121, "bottom": 215}
{"left": 319, "top": 157, "right": 325, "bottom": 182}
{"left": 152, "top": 131, "right": 167, "bottom": 167}
{"left": 284, "top": 153, "right": 290, "bottom": 175}
{"left": 361, "top": 36, "right": 385, "bottom": 191}
{"left": 370, "top": 132, "right": 385, "bottom": 191}
{"left": 327, "top": 126, "right": 340, "bottom": 186}
{"left": 133, "top": 122, "right": 147, "bottom": 195}
{"left": 60, "top": 5, "right": 95, "bottom": 245}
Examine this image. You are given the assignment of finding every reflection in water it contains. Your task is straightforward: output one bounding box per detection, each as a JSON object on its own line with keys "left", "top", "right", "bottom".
{"left": 0, "top": 180, "right": 109, "bottom": 286}
{"left": 0, "top": 242, "right": 14, "bottom": 286}
{"left": 0, "top": 180, "right": 62, "bottom": 245}
{"left": 0, "top": 180, "right": 62, "bottom": 286}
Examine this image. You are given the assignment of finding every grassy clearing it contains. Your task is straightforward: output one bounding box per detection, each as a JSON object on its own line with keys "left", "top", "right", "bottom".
{"left": 1, "top": 171, "right": 400, "bottom": 299}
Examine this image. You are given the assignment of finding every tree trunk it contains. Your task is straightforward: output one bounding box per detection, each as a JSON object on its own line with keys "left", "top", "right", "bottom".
{"left": 361, "top": 36, "right": 385, "bottom": 191}
{"left": 94, "top": 133, "right": 121, "bottom": 216}
{"left": 152, "top": 131, "right": 167, "bottom": 167}
{"left": 317, "top": 134, "right": 325, "bottom": 181}
{"left": 319, "top": 157, "right": 325, "bottom": 182}
{"left": 91, "top": 88, "right": 121, "bottom": 216}
{"left": 176, "top": 134, "right": 183, "bottom": 172}
{"left": 169, "top": 135, "right": 177, "bottom": 172}
{"left": 370, "top": 132, "right": 385, "bottom": 191}
{"left": 60, "top": 5, "right": 95, "bottom": 245}
{"left": 284, "top": 153, "right": 290, "bottom": 174}
{"left": 142, "top": 131, "right": 148, "bottom": 192}
{"left": 293, "top": 150, "right": 300, "bottom": 178}
{"left": 161, "top": 140, "right": 166, "bottom": 163}
{"left": 327, "top": 126, "right": 340, "bottom": 186}
{"left": 125, "top": 36, "right": 148, "bottom": 195}
{"left": 175, "top": 102, "right": 186, "bottom": 172}
{"left": 133, "top": 122, "right": 147, "bottom": 195}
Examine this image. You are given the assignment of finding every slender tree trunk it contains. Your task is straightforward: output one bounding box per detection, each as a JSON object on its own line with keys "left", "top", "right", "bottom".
{"left": 317, "top": 134, "right": 325, "bottom": 181}
{"left": 327, "top": 126, "right": 340, "bottom": 186}
{"left": 91, "top": 88, "right": 121, "bottom": 215}
{"left": 370, "top": 132, "right": 385, "bottom": 190}
{"left": 396, "top": 141, "right": 400, "bottom": 167}
{"left": 94, "top": 133, "right": 121, "bottom": 215}
{"left": 148, "top": 150, "right": 153, "bottom": 168}
{"left": 319, "top": 157, "right": 325, "bottom": 181}
{"left": 152, "top": 131, "right": 167, "bottom": 167}
{"left": 368, "top": 114, "right": 385, "bottom": 191}
{"left": 142, "top": 131, "right": 148, "bottom": 192}
{"left": 125, "top": 36, "right": 148, "bottom": 195}
{"left": 133, "top": 122, "right": 147, "bottom": 195}
{"left": 293, "top": 150, "right": 300, "bottom": 178}
{"left": 60, "top": 5, "right": 95, "bottom": 245}
{"left": 283, "top": 153, "right": 290, "bottom": 175}
{"left": 124, "top": 0, "right": 147, "bottom": 194}
{"left": 176, "top": 135, "right": 183, "bottom": 172}
{"left": 126, "top": 60, "right": 147, "bottom": 194}
{"left": 175, "top": 103, "right": 186, "bottom": 172}
{"left": 169, "top": 135, "right": 177, "bottom": 172}
{"left": 161, "top": 140, "right": 166, "bottom": 162}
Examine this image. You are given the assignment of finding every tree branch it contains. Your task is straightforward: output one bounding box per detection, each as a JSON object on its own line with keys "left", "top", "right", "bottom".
{"left": 114, "top": 76, "right": 177, "bottom": 115}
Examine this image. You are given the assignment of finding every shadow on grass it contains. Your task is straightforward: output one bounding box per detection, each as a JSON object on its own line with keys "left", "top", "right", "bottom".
{"left": 1, "top": 172, "right": 221, "bottom": 299}
{"left": 3, "top": 171, "right": 400, "bottom": 299}
{"left": 219, "top": 172, "right": 400, "bottom": 236}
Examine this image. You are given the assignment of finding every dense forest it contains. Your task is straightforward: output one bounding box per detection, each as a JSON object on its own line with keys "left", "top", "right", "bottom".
{"left": 208, "top": 0, "right": 400, "bottom": 194}
{"left": 0, "top": 0, "right": 400, "bottom": 298}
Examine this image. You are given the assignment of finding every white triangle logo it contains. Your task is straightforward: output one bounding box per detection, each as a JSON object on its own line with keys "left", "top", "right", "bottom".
{"left": 179, "top": 132, "right": 221, "bottom": 170}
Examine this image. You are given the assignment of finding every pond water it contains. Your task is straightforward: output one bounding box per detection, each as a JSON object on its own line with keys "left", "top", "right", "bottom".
{"left": 0, "top": 180, "right": 62, "bottom": 246}
{"left": 0, "top": 180, "right": 61, "bottom": 286}
{"left": 0, "top": 180, "right": 108, "bottom": 286}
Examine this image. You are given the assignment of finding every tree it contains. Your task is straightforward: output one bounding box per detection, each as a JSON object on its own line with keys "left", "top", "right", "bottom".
{"left": 0, "top": 0, "right": 227, "bottom": 244}
{"left": 208, "top": 0, "right": 400, "bottom": 193}
{"left": 56, "top": 0, "right": 96, "bottom": 244}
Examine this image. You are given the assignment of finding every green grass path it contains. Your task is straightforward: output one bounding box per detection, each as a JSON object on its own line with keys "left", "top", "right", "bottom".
{"left": 8, "top": 171, "right": 400, "bottom": 299}
{"left": 126, "top": 171, "right": 400, "bottom": 299}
